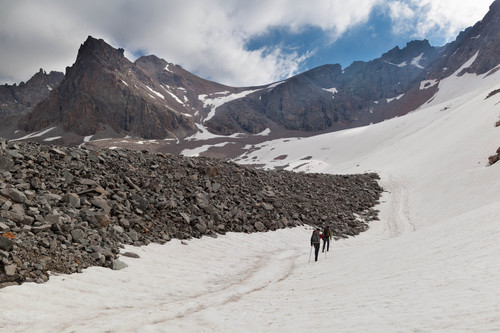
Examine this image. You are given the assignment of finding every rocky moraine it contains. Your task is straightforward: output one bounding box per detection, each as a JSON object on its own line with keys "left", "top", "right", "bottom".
{"left": 0, "top": 139, "right": 383, "bottom": 288}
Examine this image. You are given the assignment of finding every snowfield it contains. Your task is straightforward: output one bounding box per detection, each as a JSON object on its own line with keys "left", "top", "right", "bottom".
{"left": 0, "top": 59, "right": 499, "bottom": 332}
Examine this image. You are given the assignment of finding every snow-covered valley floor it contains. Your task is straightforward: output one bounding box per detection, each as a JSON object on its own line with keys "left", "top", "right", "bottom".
{"left": 0, "top": 61, "right": 499, "bottom": 332}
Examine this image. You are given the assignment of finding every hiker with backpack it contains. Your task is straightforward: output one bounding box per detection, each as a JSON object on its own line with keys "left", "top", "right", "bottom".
{"left": 322, "top": 225, "right": 332, "bottom": 252}
{"left": 310, "top": 228, "right": 321, "bottom": 262}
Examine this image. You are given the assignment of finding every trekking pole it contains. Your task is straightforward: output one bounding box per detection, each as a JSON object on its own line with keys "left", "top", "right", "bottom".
{"left": 309, "top": 246, "right": 312, "bottom": 263}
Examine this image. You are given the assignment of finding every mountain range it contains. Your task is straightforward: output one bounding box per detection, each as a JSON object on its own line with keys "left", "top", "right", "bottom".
{"left": 0, "top": 0, "right": 499, "bottom": 158}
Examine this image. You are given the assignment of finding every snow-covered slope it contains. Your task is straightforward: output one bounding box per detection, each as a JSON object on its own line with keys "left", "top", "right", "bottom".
{"left": 0, "top": 58, "right": 499, "bottom": 332}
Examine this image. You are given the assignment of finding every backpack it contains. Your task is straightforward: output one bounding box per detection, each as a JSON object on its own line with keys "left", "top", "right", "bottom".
{"left": 311, "top": 231, "right": 319, "bottom": 243}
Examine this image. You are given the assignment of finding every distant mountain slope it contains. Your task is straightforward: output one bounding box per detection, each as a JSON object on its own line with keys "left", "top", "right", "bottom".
{"left": 206, "top": 39, "right": 441, "bottom": 135}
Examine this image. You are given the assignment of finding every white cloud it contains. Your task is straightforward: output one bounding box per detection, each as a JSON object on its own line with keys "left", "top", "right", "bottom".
{"left": 0, "top": 0, "right": 379, "bottom": 86}
{"left": 386, "top": 0, "right": 492, "bottom": 42}
{"left": 0, "top": 0, "right": 493, "bottom": 86}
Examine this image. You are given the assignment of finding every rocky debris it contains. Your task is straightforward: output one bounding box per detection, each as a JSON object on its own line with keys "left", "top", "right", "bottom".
{"left": 488, "top": 146, "right": 500, "bottom": 165}
{"left": 0, "top": 138, "right": 383, "bottom": 288}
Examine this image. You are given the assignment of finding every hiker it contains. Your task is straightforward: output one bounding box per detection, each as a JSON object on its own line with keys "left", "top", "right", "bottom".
{"left": 322, "top": 225, "right": 332, "bottom": 252}
{"left": 310, "top": 228, "right": 321, "bottom": 261}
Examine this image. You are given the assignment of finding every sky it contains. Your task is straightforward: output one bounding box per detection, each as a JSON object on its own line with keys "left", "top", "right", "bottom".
{"left": 1, "top": 53, "right": 499, "bottom": 332}
{"left": 0, "top": 0, "right": 494, "bottom": 87}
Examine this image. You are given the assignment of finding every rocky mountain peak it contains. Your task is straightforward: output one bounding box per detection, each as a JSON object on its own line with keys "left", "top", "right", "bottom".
{"left": 17, "top": 36, "right": 197, "bottom": 142}
{"left": 381, "top": 40, "right": 435, "bottom": 64}
{"left": 134, "top": 55, "right": 169, "bottom": 76}
{"left": 76, "top": 36, "right": 125, "bottom": 62}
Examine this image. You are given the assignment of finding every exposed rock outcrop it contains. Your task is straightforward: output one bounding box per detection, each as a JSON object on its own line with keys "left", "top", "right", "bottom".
{"left": 0, "top": 69, "right": 63, "bottom": 117}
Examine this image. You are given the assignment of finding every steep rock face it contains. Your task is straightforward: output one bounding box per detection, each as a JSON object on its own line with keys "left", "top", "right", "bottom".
{"left": 428, "top": 0, "right": 500, "bottom": 79}
{"left": 0, "top": 69, "right": 63, "bottom": 117}
{"left": 206, "top": 40, "right": 440, "bottom": 134}
{"left": 18, "top": 37, "right": 197, "bottom": 139}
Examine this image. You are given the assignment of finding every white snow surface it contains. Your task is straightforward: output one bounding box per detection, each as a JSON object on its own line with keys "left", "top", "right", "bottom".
{"left": 43, "top": 136, "right": 61, "bottom": 142}
{"left": 386, "top": 93, "right": 404, "bottom": 103}
{"left": 411, "top": 53, "right": 425, "bottom": 69}
{"left": 146, "top": 86, "right": 165, "bottom": 100}
{"left": 184, "top": 123, "right": 245, "bottom": 142}
{"left": 323, "top": 87, "right": 338, "bottom": 98}
{"left": 183, "top": 123, "right": 266, "bottom": 144}
{"left": 1, "top": 60, "right": 500, "bottom": 332}
{"left": 11, "top": 127, "right": 56, "bottom": 141}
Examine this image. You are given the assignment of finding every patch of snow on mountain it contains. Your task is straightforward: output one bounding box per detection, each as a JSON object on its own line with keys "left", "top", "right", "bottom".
{"left": 146, "top": 86, "right": 165, "bottom": 100}
{"left": 12, "top": 127, "right": 57, "bottom": 141}
{"left": 78, "top": 135, "right": 94, "bottom": 148}
{"left": 420, "top": 79, "right": 438, "bottom": 90}
{"left": 256, "top": 128, "right": 271, "bottom": 136}
{"left": 411, "top": 53, "right": 425, "bottom": 69}
{"left": 185, "top": 123, "right": 250, "bottom": 142}
{"left": 163, "top": 85, "right": 188, "bottom": 104}
{"left": 323, "top": 87, "right": 338, "bottom": 98}
{"left": 200, "top": 89, "right": 262, "bottom": 121}
{"left": 166, "top": 90, "right": 183, "bottom": 104}
{"left": 267, "top": 81, "right": 284, "bottom": 91}
{"left": 43, "top": 136, "right": 61, "bottom": 142}
{"left": 386, "top": 94, "right": 404, "bottom": 103}
{"left": 182, "top": 142, "right": 237, "bottom": 157}
{"left": 388, "top": 60, "right": 407, "bottom": 67}
{"left": 133, "top": 140, "right": 158, "bottom": 145}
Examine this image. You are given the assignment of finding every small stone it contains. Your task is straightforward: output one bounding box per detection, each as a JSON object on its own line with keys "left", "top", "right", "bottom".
{"left": 4, "top": 264, "right": 16, "bottom": 276}
{"left": 0, "top": 237, "right": 13, "bottom": 251}
{"left": 91, "top": 196, "right": 111, "bottom": 212}
{"left": 0, "top": 222, "right": 9, "bottom": 232}
{"left": 0, "top": 188, "right": 26, "bottom": 203}
{"left": 0, "top": 154, "right": 14, "bottom": 171}
{"left": 122, "top": 252, "right": 140, "bottom": 258}
{"left": 62, "top": 193, "right": 80, "bottom": 208}
{"left": 32, "top": 224, "right": 51, "bottom": 234}
{"left": 44, "top": 193, "right": 62, "bottom": 203}
{"left": 43, "top": 215, "right": 60, "bottom": 225}
{"left": 71, "top": 229, "right": 86, "bottom": 242}
{"left": 128, "top": 230, "right": 138, "bottom": 242}
{"left": 254, "top": 221, "right": 266, "bottom": 232}
{"left": 261, "top": 202, "right": 274, "bottom": 211}
{"left": 112, "top": 260, "right": 128, "bottom": 271}
{"left": 113, "top": 225, "right": 124, "bottom": 233}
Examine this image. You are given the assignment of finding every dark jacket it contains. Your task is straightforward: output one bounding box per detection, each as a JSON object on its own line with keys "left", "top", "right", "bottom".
{"left": 323, "top": 227, "right": 331, "bottom": 240}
